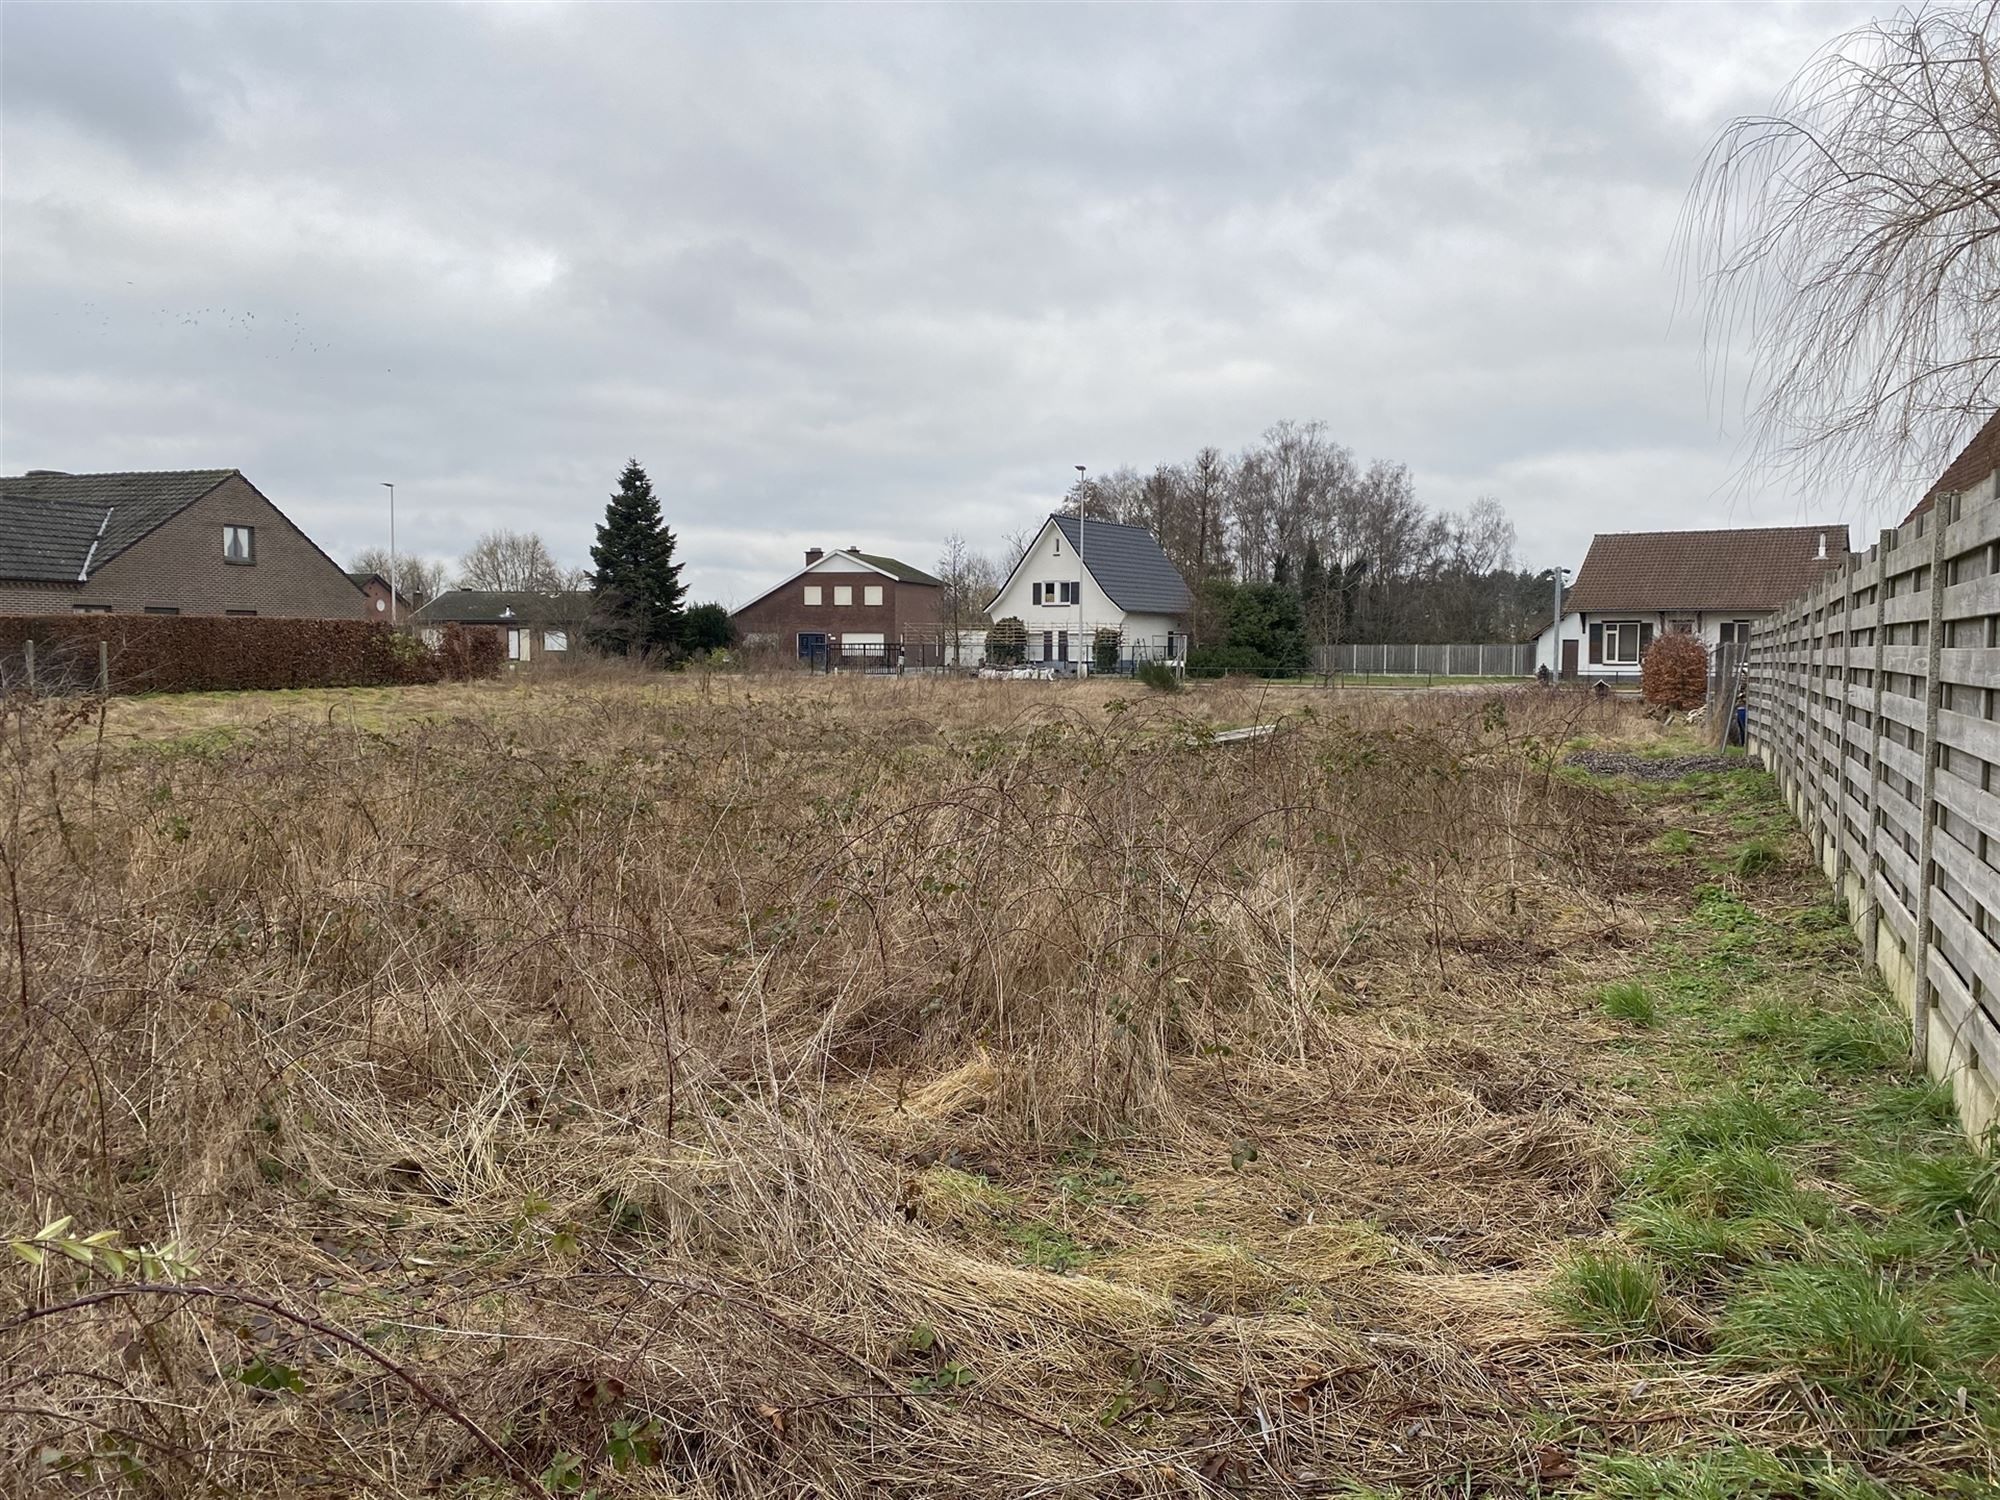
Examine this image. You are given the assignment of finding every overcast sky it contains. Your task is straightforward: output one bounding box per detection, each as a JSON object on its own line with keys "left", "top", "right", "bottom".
{"left": 1, "top": 3, "right": 1884, "bottom": 606}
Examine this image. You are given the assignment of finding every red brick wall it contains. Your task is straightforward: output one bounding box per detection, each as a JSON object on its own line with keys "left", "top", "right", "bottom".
{"left": 732, "top": 575, "right": 941, "bottom": 653}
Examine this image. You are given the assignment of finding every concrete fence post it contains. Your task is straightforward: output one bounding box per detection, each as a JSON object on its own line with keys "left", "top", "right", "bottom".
{"left": 1909, "top": 495, "right": 1954, "bottom": 1069}
{"left": 1861, "top": 529, "right": 1892, "bottom": 965}
{"left": 98, "top": 640, "right": 109, "bottom": 698}
{"left": 23, "top": 639, "right": 34, "bottom": 693}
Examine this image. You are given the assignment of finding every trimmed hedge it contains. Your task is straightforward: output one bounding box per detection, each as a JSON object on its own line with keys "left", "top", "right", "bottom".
{"left": 0, "top": 614, "right": 503, "bottom": 695}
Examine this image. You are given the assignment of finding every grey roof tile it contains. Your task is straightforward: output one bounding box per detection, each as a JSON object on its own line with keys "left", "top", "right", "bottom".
{"left": 1, "top": 469, "right": 238, "bottom": 581}
{"left": 416, "top": 589, "right": 591, "bottom": 626}
{"left": 1052, "top": 514, "right": 1193, "bottom": 614}
{"left": 0, "top": 494, "right": 112, "bottom": 581}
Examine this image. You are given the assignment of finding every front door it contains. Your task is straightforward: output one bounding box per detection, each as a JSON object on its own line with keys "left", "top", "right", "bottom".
{"left": 507, "top": 628, "right": 528, "bottom": 662}
{"left": 1560, "top": 639, "right": 1578, "bottom": 680}
{"left": 798, "top": 632, "right": 828, "bottom": 662}
{"left": 1057, "top": 630, "right": 1069, "bottom": 663}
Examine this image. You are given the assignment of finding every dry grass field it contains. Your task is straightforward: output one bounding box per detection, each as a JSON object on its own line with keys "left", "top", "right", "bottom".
{"left": 3, "top": 674, "right": 1994, "bottom": 1498}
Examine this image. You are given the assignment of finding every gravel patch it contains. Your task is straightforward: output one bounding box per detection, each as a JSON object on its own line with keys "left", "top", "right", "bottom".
{"left": 1566, "top": 749, "right": 1748, "bottom": 780}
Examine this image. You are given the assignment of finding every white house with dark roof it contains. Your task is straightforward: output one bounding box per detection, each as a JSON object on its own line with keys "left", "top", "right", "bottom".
{"left": 985, "top": 514, "right": 1193, "bottom": 668}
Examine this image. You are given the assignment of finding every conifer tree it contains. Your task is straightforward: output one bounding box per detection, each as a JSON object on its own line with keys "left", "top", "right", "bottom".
{"left": 589, "top": 460, "right": 685, "bottom": 656}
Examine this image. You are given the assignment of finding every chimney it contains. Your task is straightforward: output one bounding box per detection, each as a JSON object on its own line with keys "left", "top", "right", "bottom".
{"left": 1816, "top": 532, "right": 1827, "bottom": 561}
{"left": 849, "top": 544, "right": 862, "bottom": 554}
{"left": 805, "top": 547, "right": 823, "bottom": 565}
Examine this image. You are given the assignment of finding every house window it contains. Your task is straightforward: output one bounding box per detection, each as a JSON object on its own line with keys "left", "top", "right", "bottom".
{"left": 1668, "top": 618, "right": 1695, "bottom": 634}
{"left": 834, "top": 585, "right": 853, "bottom": 606}
{"left": 72, "top": 604, "right": 113, "bottom": 614}
{"left": 543, "top": 630, "right": 568, "bottom": 652}
{"left": 420, "top": 627, "right": 442, "bottom": 647}
{"left": 798, "top": 631, "right": 827, "bottom": 660}
{"left": 1596, "top": 620, "right": 1648, "bottom": 665}
{"left": 804, "top": 586, "right": 822, "bottom": 606}
{"left": 143, "top": 605, "right": 180, "bottom": 615}
{"left": 864, "top": 584, "right": 883, "bottom": 606}
{"left": 1041, "top": 629, "right": 1053, "bottom": 660}
{"left": 1719, "top": 620, "right": 1754, "bottom": 646}
{"left": 226, "top": 609, "right": 257, "bottom": 617}
{"left": 223, "top": 525, "right": 255, "bottom": 563}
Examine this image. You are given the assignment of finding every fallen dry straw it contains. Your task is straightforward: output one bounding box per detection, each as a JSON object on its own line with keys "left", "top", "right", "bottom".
{"left": 5, "top": 679, "right": 1651, "bottom": 1496}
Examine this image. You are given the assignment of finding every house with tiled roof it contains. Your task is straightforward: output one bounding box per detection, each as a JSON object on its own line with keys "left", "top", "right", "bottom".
{"left": 731, "top": 546, "right": 943, "bottom": 666}
{"left": 1533, "top": 525, "right": 1850, "bottom": 681}
{"left": 984, "top": 514, "right": 1194, "bottom": 670}
{"left": 416, "top": 589, "right": 593, "bottom": 661}
{"left": 1902, "top": 411, "right": 2000, "bottom": 525}
{"left": 0, "top": 468, "right": 369, "bottom": 619}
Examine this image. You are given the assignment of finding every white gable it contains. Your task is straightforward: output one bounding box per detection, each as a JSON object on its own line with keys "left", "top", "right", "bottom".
{"left": 806, "top": 553, "right": 876, "bottom": 574}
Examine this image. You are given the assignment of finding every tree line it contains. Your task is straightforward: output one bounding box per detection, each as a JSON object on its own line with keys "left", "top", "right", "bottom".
{"left": 351, "top": 460, "right": 732, "bottom": 658}
{"left": 935, "top": 419, "right": 1557, "bottom": 661}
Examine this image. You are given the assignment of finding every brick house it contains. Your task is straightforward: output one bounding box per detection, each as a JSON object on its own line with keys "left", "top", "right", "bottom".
{"left": 0, "top": 469, "right": 369, "bottom": 619}
{"left": 346, "top": 571, "right": 414, "bottom": 620}
{"left": 731, "top": 547, "right": 943, "bottom": 664}
{"left": 415, "top": 589, "right": 593, "bottom": 662}
{"left": 1533, "top": 525, "right": 1851, "bottom": 681}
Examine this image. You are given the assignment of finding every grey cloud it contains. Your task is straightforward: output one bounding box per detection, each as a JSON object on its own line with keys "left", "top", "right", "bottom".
{"left": 1, "top": 2, "right": 1885, "bottom": 605}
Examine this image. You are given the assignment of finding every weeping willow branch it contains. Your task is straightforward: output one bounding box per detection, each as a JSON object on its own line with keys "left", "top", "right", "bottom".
{"left": 1679, "top": 2, "right": 2000, "bottom": 501}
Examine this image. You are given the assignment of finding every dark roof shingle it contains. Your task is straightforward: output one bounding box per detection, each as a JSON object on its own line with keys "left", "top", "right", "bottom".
{"left": 1, "top": 469, "right": 241, "bottom": 582}
{"left": 416, "top": 590, "right": 591, "bottom": 626}
{"left": 1564, "top": 526, "right": 1850, "bottom": 615}
{"left": 850, "top": 552, "right": 941, "bottom": 586}
{"left": 0, "top": 494, "right": 115, "bottom": 582}
{"left": 1050, "top": 514, "right": 1192, "bottom": 614}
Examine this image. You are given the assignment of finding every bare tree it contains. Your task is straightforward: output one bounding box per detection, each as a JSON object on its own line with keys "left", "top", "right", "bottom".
{"left": 350, "top": 547, "right": 449, "bottom": 608}
{"left": 936, "top": 533, "right": 1002, "bottom": 665}
{"left": 1682, "top": 3, "right": 2000, "bottom": 497}
{"left": 458, "top": 530, "right": 567, "bottom": 592}
{"left": 999, "top": 526, "right": 1036, "bottom": 574}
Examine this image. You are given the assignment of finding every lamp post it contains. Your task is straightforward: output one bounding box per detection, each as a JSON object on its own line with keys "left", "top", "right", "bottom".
{"left": 1553, "top": 564, "right": 1571, "bottom": 678}
{"left": 380, "top": 483, "right": 398, "bottom": 627}
{"left": 1074, "top": 464, "right": 1086, "bottom": 675}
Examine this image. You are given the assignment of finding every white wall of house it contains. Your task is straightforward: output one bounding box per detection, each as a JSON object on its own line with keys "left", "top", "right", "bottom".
{"left": 985, "top": 520, "right": 1187, "bottom": 664}
{"left": 1533, "top": 608, "right": 1770, "bottom": 677}
{"left": 805, "top": 553, "right": 875, "bottom": 573}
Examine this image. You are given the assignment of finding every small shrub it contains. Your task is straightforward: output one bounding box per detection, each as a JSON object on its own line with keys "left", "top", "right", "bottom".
{"left": 986, "top": 616, "right": 1027, "bottom": 667}
{"left": 1599, "top": 980, "right": 1658, "bottom": 1026}
{"left": 1135, "top": 660, "right": 1181, "bottom": 694}
{"left": 1092, "top": 627, "right": 1121, "bottom": 673}
{"left": 1642, "top": 632, "right": 1710, "bottom": 710}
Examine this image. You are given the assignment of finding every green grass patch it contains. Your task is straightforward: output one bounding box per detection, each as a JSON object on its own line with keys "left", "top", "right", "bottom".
{"left": 1549, "top": 1249, "right": 1667, "bottom": 1342}
{"left": 1599, "top": 980, "right": 1659, "bottom": 1027}
{"left": 1006, "top": 1220, "right": 1090, "bottom": 1273}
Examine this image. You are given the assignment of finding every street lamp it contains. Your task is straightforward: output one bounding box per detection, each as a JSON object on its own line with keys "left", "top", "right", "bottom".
{"left": 380, "top": 483, "right": 398, "bottom": 627}
{"left": 1553, "top": 564, "right": 1572, "bottom": 678}
{"left": 1072, "top": 464, "right": 1088, "bottom": 676}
